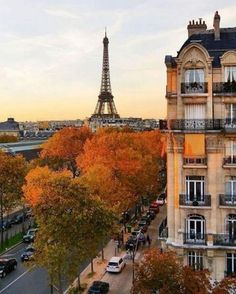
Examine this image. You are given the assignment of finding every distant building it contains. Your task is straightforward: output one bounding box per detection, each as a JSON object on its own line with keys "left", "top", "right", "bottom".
{"left": 0, "top": 118, "right": 20, "bottom": 138}
{"left": 160, "top": 11, "right": 236, "bottom": 281}
{"left": 88, "top": 117, "right": 159, "bottom": 132}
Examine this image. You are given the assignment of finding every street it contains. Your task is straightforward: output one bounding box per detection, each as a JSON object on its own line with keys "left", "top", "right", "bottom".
{"left": 101, "top": 204, "right": 167, "bottom": 293}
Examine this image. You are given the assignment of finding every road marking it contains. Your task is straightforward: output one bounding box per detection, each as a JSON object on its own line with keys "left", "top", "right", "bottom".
{"left": 0, "top": 269, "right": 31, "bottom": 293}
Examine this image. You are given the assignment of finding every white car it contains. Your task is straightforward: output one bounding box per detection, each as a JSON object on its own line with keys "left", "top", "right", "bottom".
{"left": 106, "top": 256, "right": 125, "bottom": 273}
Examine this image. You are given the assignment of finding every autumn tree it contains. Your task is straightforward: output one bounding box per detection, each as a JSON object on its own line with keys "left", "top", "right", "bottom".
{"left": 78, "top": 129, "right": 165, "bottom": 213}
{"left": 23, "top": 166, "right": 115, "bottom": 293}
{"left": 132, "top": 248, "right": 183, "bottom": 294}
{"left": 0, "top": 151, "right": 27, "bottom": 246}
{"left": 40, "top": 126, "right": 93, "bottom": 177}
{"left": 212, "top": 276, "right": 236, "bottom": 294}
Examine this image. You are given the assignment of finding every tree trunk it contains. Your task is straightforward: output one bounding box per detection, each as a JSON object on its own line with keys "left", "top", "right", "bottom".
{"left": 90, "top": 258, "right": 94, "bottom": 273}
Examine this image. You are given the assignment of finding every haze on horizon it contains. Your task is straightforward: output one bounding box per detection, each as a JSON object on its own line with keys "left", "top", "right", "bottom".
{"left": 0, "top": 0, "right": 236, "bottom": 121}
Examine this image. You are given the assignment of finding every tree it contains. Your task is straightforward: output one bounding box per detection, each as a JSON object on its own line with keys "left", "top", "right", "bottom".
{"left": 132, "top": 249, "right": 183, "bottom": 294}
{"left": 23, "top": 166, "right": 115, "bottom": 293}
{"left": 40, "top": 126, "right": 93, "bottom": 177}
{"left": 0, "top": 151, "right": 27, "bottom": 246}
{"left": 212, "top": 276, "right": 236, "bottom": 294}
{"left": 78, "top": 129, "right": 166, "bottom": 213}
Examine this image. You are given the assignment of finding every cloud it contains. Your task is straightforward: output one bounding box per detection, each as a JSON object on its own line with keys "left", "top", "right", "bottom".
{"left": 44, "top": 8, "right": 80, "bottom": 20}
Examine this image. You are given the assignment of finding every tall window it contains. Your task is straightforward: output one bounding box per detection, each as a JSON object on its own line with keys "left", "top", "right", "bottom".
{"left": 185, "top": 69, "right": 204, "bottom": 83}
{"left": 186, "top": 176, "right": 205, "bottom": 201}
{"left": 225, "top": 66, "right": 236, "bottom": 82}
{"left": 225, "top": 104, "right": 236, "bottom": 124}
{"left": 225, "top": 177, "right": 236, "bottom": 203}
{"left": 226, "top": 253, "right": 236, "bottom": 276}
{"left": 188, "top": 251, "right": 203, "bottom": 270}
{"left": 225, "top": 140, "right": 236, "bottom": 164}
{"left": 186, "top": 215, "right": 205, "bottom": 241}
{"left": 225, "top": 214, "right": 236, "bottom": 240}
{"left": 183, "top": 69, "right": 205, "bottom": 93}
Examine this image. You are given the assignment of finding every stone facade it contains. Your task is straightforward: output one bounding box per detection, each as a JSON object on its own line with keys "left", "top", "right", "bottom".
{"left": 161, "top": 12, "right": 236, "bottom": 281}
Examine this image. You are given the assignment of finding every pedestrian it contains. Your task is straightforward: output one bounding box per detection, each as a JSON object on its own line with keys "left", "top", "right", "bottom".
{"left": 147, "top": 234, "right": 151, "bottom": 246}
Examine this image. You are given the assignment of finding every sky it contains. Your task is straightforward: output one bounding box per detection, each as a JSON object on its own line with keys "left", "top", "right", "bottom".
{"left": 0, "top": 0, "right": 236, "bottom": 121}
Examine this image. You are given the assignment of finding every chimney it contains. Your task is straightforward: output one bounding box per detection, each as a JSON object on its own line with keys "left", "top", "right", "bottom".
{"left": 187, "top": 18, "right": 207, "bottom": 37}
{"left": 213, "top": 11, "right": 220, "bottom": 40}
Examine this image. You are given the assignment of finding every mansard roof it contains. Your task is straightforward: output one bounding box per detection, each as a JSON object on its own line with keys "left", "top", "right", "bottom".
{"left": 178, "top": 28, "right": 236, "bottom": 67}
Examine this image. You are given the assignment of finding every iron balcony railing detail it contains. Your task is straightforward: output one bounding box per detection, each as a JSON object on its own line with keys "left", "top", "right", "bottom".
{"left": 213, "top": 234, "right": 236, "bottom": 246}
{"left": 213, "top": 82, "right": 236, "bottom": 94}
{"left": 179, "top": 194, "right": 211, "bottom": 207}
{"left": 183, "top": 233, "right": 207, "bottom": 245}
{"left": 181, "top": 82, "right": 208, "bottom": 94}
{"left": 219, "top": 194, "right": 236, "bottom": 206}
{"left": 159, "top": 119, "right": 222, "bottom": 131}
{"left": 223, "top": 156, "right": 236, "bottom": 165}
{"left": 183, "top": 157, "right": 207, "bottom": 165}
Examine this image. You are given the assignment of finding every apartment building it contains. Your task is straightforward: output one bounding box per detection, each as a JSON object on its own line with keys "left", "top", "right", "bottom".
{"left": 160, "top": 11, "right": 236, "bottom": 280}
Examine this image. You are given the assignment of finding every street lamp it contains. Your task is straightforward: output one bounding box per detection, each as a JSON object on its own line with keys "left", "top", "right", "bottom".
{"left": 129, "top": 243, "right": 135, "bottom": 282}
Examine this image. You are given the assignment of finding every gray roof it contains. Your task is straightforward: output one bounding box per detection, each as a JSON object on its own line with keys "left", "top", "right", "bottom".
{"left": 178, "top": 28, "right": 236, "bottom": 67}
{"left": 0, "top": 118, "right": 19, "bottom": 131}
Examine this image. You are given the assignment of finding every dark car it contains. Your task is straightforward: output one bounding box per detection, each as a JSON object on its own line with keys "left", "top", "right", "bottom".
{"left": 0, "top": 220, "right": 12, "bottom": 231}
{"left": 125, "top": 235, "right": 137, "bottom": 251}
{"left": 138, "top": 220, "right": 148, "bottom": 232}
{"left": 146, "top": 210, "right": 156, "bottom": 220}
{"left": 23, "top": 228, "right": 38, "bottom": 243}
{"left": 21, "top": 246, "right": 35, "bottom": 262}
{"left": 10, "top": 213, "right": 25, "bottom": 225}
{"left": 0, "top": 259, "right": 17, "bottom": 278}
{"left": 140, "top": 216, "right": 151, "bottom": 225}
{"left": 88, "top": 281, "right": 109, "bottom": 294}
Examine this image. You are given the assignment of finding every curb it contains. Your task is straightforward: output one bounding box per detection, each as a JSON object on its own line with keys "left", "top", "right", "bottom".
{"left": 0, "top": 241, "right": 23, "bottom": 256}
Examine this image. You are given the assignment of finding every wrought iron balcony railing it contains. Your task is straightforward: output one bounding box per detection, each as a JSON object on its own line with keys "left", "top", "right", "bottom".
{"left": 219, "top": 194, "right": 236, "bottom": 206}
{"left": 213, "top": 234, "right": 236, "bottom": 246}
{"left": 223, "top": 156, "right": 236, "bottom": 165}
{"left": 179, "top": 194, "right": 211, "bottom": 207}
{"left": 225, "top": 271, "right": 236, "bottom": 277}
{"left": 159, "top": 119, "right": 222, "bottom": 131}
{"left": 181, "top": 82, "right": 208, "bottom": 94}
{"left": 183, "top": 157, "right": 207, "bottom": 165}
{"left": 213, "top": 82, "right": 236, "bottom": 94}
{"left": 183, "top": 233, "right": 207, "bottom": 245}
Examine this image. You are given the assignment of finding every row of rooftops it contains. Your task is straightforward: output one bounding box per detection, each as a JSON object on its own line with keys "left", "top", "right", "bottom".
{"left": 166, "top": 11, "right": 236, "bottom": 68}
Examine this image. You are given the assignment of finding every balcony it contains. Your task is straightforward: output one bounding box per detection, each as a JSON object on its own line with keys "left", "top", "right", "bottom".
{"left": 183, "top": 233, "right": 207, "bottom": 245}
{"left": 183, "top": 156, "right": 207, "bottom": 166}
{"left": 159, "top": 119, "right": 222, "bottom": 131}
{"left": 213, "top": 234, "right": 236, "bottom": 246}
{"left": 223, "top": 156, "right": 236, "bottom": 166}
{"left": 213, "top": 82, "right": 236, "bottom": 95}
{"left": 219, "top": 194, "right": 236, "bottom": 206}
{"left": 179, "top": 194, "right": 211, "bottom": 207}
{"left": 181, "top": 82, "right": 208, "bottom": 94}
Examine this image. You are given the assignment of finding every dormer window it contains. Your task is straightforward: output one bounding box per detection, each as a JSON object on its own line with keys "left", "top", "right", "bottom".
{"left": 182, "top": 69, "right": 205, "bottom": 93}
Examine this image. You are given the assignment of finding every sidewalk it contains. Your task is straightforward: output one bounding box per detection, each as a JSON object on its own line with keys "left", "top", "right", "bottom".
{"left": 67, "top": 204, "right": 167, "bottom": 293}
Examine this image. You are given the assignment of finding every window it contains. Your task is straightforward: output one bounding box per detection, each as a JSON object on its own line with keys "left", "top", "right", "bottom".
{"left": 226, "top": 104, "right": 236, "bottom": 122}
{"left": 225, "top": 177, "right": 236, "bottom": 203}
{"left": 185, "top": 69, "right": 204, "bottom": 84}
{"left": 183, "top": 69, "right": 205, "bottom": 93}
{"left": 186, "top": 176, "right": 205, "bottom": 201}
{"left": 226, "top": 253, "right": 236, "bottom": 276}
{"left": 188, "top": 251, "right": 203, "bottom": 270}
{"left": 186, "top": 215, "right": 205, "bottom": 241}
{"left": 225, "top": 66, "right": 236, "bottom": 82}
{"left": 185, "top": 104, "right": 205, "bottom": 120}
{"left": 225, "top": 140, "right": 236, "bottom": 164}
{"left": 226, "top": 214, "right": 236, "bottom": 240}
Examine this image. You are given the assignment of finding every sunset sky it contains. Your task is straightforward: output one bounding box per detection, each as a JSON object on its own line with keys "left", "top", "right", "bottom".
{"left": 0, "top": 0, "right": 236, "bottom": 121}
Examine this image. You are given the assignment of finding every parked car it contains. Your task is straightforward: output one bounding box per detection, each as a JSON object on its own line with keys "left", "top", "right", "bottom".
{"left": 10, "top": 213, "right": 25, "bottom": 225}
{"left": 23, "top": 228, "right": 38, "bottom": 243}
{"left": 138, "top": 220, "right": 148, "bottom": 232}
{"left": 125, "top": 235, "right": 137, "bottom": 251}
{"left": 106, "top": 256, "right": 125, "bottom": 273}
{"left": 0, "top": 220, "right": 12, "bottom": 231}
{"left": 0, "top": 259, "right": 17, "bottom": 278}
{"left": 131, "top": 228, "right": 141, "bottom": 237}
{"left": 149, "top": 202, "right": 160, "bottom": 214}
{"left": 140, "top": 216, "right": 151, "bottom": 225}
{"left": 21, "top": 246, "right": 35, "bottom": 262}
{"left": 146, "top": 210, "right": 156, "bottom": 220}
{"left": 131, "top": 229, "right": 145, "bottom": 243}
{"left": 88, "top": 281, "right": 109, "bottom": 294}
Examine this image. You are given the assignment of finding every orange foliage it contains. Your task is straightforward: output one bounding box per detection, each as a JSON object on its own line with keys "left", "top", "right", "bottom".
{"left": 40, "top": 126, "right": 93, "bottom": 176}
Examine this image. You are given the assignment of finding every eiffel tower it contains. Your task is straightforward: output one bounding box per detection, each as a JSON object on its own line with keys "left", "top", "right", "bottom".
{"left": 91, "top": 31, "right": 120, "bottom": 118}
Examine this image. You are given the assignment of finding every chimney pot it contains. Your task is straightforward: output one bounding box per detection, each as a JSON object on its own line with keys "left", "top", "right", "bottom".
{"left": 213, "top": 11, "right": 220, "bottom": 40}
